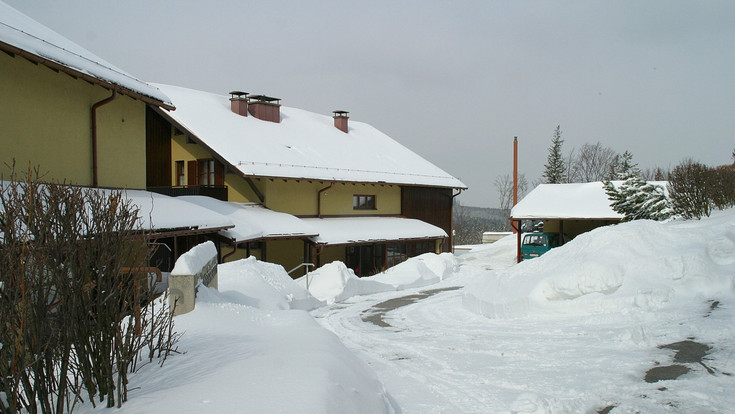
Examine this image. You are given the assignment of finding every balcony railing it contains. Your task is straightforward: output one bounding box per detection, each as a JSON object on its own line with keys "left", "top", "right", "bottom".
{"left": 147, "top": 186, "right": 228, "bottom": 201}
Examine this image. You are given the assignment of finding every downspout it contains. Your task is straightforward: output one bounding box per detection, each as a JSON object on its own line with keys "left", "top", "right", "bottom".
{"left": 450, "top": 189, "right": 463, "bottom": 253}
{"left": 313, "top": 243, "right": 325, "bottom": 268}
{"left": 91, "top": 91, "right": 118, "bottom": 187}
{"left": 317, "top": 183, "right": 333, "bottom": 218}
{"left": 222, "top": 239, "right": 239, "bottom": 261}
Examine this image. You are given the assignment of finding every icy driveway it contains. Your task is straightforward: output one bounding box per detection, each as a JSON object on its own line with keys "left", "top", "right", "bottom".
{"left": 311, "top": 273, "right": 735, "bottom": 413}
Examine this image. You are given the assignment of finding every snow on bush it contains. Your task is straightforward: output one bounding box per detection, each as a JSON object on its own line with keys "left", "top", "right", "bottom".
{"left": 463, "top": 208, "right": 735, "bottom": 319}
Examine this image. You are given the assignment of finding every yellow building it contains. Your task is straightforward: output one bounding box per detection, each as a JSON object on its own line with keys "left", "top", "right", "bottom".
{"left": 0, "top": 3, "right": 233, "bottom": 270}
{"left": 147, "top": 85, "right": 467, "bottom": 276}
{"left": 0, "top": 2, "right": 173, "bottom": 188}
{"left": 1, "top": 3, "right": 465, "bottom": 277}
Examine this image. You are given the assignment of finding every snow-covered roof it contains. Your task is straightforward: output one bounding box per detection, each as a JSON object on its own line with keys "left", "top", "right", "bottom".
{"left": 303, "top": 217, "right": 447, "bottom": 246}
{"left": 511, "top": 182, "right": 624, "bottom": 220}
{"left": 153, "top": 84, "right": 466, "bottom": 189}
{"left": 0, "top": 181, "right": 233, "bottom": 237}
{"left": 0, "top": 1, "right": 173, "bottom": 109}
{"left": 112, "top": 190, "right": 233, "bottom": 232}
{"left": 177, "top": 196, "right": 318, "bottom": 243}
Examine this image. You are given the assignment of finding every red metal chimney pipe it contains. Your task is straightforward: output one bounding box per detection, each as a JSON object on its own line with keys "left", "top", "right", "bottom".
{"left": 513, "top": 136, "right": 518, "bottom": 206}
{"left": 513, "top": 137, "right": 521, "bottom": 263}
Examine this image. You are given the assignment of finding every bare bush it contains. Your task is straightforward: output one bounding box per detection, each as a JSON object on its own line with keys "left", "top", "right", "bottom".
{"left": 667, "top": 160, "right": 735, "bottom": 219}
{"left": 0, "top": 168, "right": 179, "bottom": 413}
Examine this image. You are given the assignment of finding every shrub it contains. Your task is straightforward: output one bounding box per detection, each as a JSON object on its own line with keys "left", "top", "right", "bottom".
{"left": 667, "top": 160, "right": 735, "bottom": 219}
{"left": 0, "top": 169, "right": 179, "bottom": 413}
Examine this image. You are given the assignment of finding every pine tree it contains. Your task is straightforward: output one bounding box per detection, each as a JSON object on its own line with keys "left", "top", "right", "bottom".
{"left": 604, "top": 174, "right": 672, "bottom": 221}
{"left": 543, "top": 125, "right": 566, "bottom": 184}
{"left": 608, "top": 150, "right": 639, "bottom": 180}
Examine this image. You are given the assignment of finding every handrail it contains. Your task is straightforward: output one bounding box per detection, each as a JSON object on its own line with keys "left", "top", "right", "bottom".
{"left": 288, "top": 263, "right": 315, "bottom": 290}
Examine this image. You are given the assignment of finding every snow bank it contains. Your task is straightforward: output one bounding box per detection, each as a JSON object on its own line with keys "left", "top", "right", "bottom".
{"left": 464, "top": 208, "right": 735, "bottom": 319}
{"left": 296, "top": 262, "right": 394, "bottom": 304}
{"left": 170, "top": 241, "right": 217, "bottom": 276}
{"left": 75, "top": 256, "right": 396, "bottom": 413}
{"left": 301, "top": 253, "right": 460, "bottom": 304}
{"left": 91, "top": 287, "right": 396, "bottom": 413}
{"left": 217, "top": 257, "right": 324, "bottom": 311}
{"left": 457, "top": 234, "right": 519, "bottom": 272}
{"left": 371, "top": 252, "right": 459, "bottom": 289}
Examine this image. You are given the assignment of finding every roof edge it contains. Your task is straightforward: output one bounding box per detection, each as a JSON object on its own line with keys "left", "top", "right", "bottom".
{"left": 0, "top": 41, "right": 175, "bottom": 110}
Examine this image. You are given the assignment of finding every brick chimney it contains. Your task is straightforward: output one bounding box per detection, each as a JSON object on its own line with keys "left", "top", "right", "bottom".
{"left": 333, "top": 110, "right": 349, "bottom": 133}
{"left": 229, "top": 91, "right": 248, "bottom": 116}
{"left": 248, "top": 95, "right": 281, "bottom": 123}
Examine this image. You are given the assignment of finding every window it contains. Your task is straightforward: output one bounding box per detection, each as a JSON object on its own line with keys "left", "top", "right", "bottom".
{"left": 412, "top": 241, "right": 434, "bottom": 256}
{"left": 353, "top": 194, "right": 376, "bottom": 210}
{"left": 199, "top": 159, "right": 215, "bottom": 186}
{"left": 175, "top": 160, "right": 185, "bottom": 186}
{"left": 386, "top": 243, "right": 407, "bottom": 268}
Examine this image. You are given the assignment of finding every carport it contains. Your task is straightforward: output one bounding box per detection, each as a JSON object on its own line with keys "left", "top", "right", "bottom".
{"left": 510, "top": 182, "right": 623, "bottom": 263}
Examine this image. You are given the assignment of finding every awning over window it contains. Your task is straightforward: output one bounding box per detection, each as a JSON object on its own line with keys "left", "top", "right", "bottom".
{"left": 177, "top": 196, "right": 318, "bottom": 243}
{"left": 302, "top": 217, "right": 447, "bottom": 246}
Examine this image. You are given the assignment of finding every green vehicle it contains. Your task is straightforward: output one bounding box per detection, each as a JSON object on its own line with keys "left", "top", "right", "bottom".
{"left": 521, "top": 232, "right": 565, "bottom": 260}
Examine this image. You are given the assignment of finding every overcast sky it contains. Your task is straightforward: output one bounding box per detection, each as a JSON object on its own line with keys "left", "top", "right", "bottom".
{"left": 7, "top": 0, "right": 734, "bottom": 207}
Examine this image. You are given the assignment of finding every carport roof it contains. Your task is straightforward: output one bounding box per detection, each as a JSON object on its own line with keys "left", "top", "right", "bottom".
{"left": 510, "top": 182, "right": 624, "bottom": 220}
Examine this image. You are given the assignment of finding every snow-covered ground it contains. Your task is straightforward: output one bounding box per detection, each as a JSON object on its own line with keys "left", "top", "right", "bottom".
{"left": 77, "top": 209, "right": 735, "bottom": 413}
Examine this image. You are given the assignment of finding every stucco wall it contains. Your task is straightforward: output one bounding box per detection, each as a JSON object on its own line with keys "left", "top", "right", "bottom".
{"left": 1, "top": 52, "right": 146, "bottom": 188}
{"left": 264, "top": 180, "right": 401, "bottom": 216}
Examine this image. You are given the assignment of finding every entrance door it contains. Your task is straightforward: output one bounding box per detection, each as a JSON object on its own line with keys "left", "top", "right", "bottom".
{"left": 346, "top": 245, "right": 385, "bottom": 277}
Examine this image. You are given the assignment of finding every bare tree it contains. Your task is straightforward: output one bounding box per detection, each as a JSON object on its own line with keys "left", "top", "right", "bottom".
{"left": 565, "top": 147, "right": 577, "bottom": 183}
{"left": 495, "top": 173, "right": 528, "bottom": 213}
{"left": 570, "top": 142, "right": 618, "bottom": 182}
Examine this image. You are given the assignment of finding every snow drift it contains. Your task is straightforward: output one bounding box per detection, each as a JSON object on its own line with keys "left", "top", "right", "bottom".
{"left": 299, "top": 253, "right": 460, "bottom": 304}
{"left": 463, "top": 209, "right": 735, "bottom": 319}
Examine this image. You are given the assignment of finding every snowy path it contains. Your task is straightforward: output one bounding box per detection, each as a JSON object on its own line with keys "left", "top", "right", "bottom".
{"left": 312, "top": 273, "right": 735, "bottom": 413}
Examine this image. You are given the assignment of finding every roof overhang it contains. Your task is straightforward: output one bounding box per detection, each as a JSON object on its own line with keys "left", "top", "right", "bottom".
{"left": 0, "top": 41, "right": 174, "bottom": 110}
{"left": 176, "top": 196, "right": 318, "bottom": 244}
{"left": 303, "top": 216, "right": 447, "bottom": 246}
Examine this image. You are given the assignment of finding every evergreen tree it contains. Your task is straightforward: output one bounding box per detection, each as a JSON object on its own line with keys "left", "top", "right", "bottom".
{"left": 607, "top": 150, "right": 639, "bottom": 180}
{"left": 543, "top": 125, "right": 566, "bottom": 183}
{"left": 604, "top": 174, "right": 672, "bottom": 221}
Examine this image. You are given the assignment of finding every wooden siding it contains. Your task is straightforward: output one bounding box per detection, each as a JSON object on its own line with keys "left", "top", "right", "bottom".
{"left": 145, "top": 106, "right": 171, "bottom": 187}
{"left": 401, "top": 186, "right": 453, "bottom": 251}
